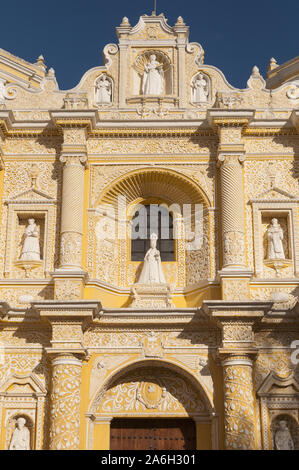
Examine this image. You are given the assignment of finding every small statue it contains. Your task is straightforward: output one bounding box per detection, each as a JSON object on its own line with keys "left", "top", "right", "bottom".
{"left": 20, "top": 218, "right": 40, "bottom": 261}
{"left": 192, "top": 73, "right": 209, "bottom": 103}
{"left": 95, "top": 73, "right": 112, "bottom": 104}
{"left": 142, "top": 55, "right": 164, "bottom": 95}
{"left": 266, "top": 218, "right": 285, "bottom": 259}
{"left": 274, "top": 420, "right": 294, "bottom": 450}
{"left": 9, "top": 417, "right": 30, "bottom": 450}
{"left": 138, "top": 233, "right": 166, "bottom": 284}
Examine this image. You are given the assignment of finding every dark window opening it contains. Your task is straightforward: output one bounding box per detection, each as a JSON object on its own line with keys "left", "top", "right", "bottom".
{"left": 131, "top": 205, "right": 175, "bottom": 261}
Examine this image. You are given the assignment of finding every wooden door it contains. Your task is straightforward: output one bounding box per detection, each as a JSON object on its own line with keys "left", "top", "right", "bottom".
{"left": 110, "top": 418, "right": 196, "bottom": 450}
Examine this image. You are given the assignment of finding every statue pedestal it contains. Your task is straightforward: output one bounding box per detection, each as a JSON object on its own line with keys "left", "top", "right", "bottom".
{"left": 130, "top": 283, "right": 174, "bottom": 309}
{"left": 264, "top": 258, "right": 292, "bottom": 277}
{"left": 14, "top": 260, "right": 43, "bottom": 278}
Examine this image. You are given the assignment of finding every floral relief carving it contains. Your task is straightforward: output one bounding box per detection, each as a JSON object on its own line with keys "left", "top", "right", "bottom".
{"left": 60, "top": 232, "right": 82, "bottom": 266}
{"left": 55, "top": 280, "right": 82, "bottom": 300}
{"left": 49, "top": 359, "right": 81, "bottom": 450}
{"left": 95, "top": 368, "right": 205, "bottom": 414}
{"left": 223, "top": 362, "right": 255, "bottom": 449}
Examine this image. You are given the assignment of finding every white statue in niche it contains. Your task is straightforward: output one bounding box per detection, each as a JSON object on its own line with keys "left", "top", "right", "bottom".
{"left": 192, "top": 72, "right": 209, "bottom": 103}
{"left": 9, "top": 417, "right": 30, "bottom": 450}
{"left": 20, "top": 218, "right": 40, "bottom": 261}
{"left": 95, "top": 73, "right": 112, "bottom": 105}
{"left": 274, "top": 420, "right": 294, "bottom": 450}
{"left": 142, "top": 55, "right": 164, "bottom": 95}
{"left": 266, "top": 218, "right": 285, "bottom": 259}
{"left": 138, "top": 233, "right": 166, "bottom": 284}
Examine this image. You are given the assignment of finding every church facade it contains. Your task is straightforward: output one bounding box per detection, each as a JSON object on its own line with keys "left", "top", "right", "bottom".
{"left": 0, "top": 13, "right": 299, "bottom": 450}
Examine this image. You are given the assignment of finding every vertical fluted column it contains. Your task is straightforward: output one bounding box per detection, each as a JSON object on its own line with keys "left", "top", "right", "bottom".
{"left": 218, "top": 152, "right": 246, "bottom": 269}
{"left": 222, "top": 354, "right": 256, "bottom": 450}
{"left": 59, "top": 153, "right": 86, "bottom": 270}
{"left": 49, "top": 354, "right": 82, "bottom": 450}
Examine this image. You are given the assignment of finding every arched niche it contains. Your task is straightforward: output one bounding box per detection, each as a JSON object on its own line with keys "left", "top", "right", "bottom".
{"left": 87, "top": 360, "right": 217, "bottom": 450}
{"left": 94, "top": 73, "right": 113, "bottom": 106}
{"left": 191, "top": 71, "right": 211, "bottom": 106}
{"left": 132, "top": 50, "right": 172, "bottom": 96}
{"left": 6, "top": 414, "right": 34, "bottom": 450}
{"left": 271, "top": 413, "right": 298, "bottom": 450}
{"left": 90, "top": 168, "right": 212, "bottom": 289}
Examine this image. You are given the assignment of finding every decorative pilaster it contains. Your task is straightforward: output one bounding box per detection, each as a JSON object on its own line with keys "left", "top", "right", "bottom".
{"left": 203, "top": 300, "right": 272, "bottom": 450}
{"left": 116, "top": 18, "right": 130, "bottom": 108}
{"left": 173, "top": 17, "right": 189, "bottom": 108}
{"left": 208, "top": 111, "right": 254, "bottom": 300}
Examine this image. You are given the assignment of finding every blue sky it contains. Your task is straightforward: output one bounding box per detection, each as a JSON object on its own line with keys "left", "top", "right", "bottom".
{"left": 1, "top": 0, "right": 298, "bottom": 90}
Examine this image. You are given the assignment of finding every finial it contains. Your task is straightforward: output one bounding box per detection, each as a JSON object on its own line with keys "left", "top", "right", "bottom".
{"left": 176, "top": 16, "right": 185, "bottom": 25}
{"left": 120, "top": 16, "right": 130, "bottom": 25}
{"left": 35, "top": 54, "right": 47, "bottom": 71}
{"left": 252, "top": 65, "right": 260, "bottom": 75}
{"left": 267, "top": 57, "right": 278, "bottom": 73}
{"left": 47, "top": 67, "right": 55, "bottom": 77}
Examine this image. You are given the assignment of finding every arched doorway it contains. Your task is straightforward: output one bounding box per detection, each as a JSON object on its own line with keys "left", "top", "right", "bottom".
{"left": 88, "top": 362, "right": 215, "bottom": 450}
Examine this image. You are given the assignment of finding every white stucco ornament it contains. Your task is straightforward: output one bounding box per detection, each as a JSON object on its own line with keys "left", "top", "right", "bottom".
{"left": 274, "top": 421, "right": 294, "bottom": 450}
{"left": 142, "top": 55, "right": 164, "bottom": 95}
{"left": 20, "top": 218, "right": 41, "bottom": 261}
{"left": 266, "top": 218, "right": 285, "bottom": 260}
{"left": 9, "top": 418, "right": 30, "bottom": 450}
{"left": 138, "top": 233, "right": 166, "bottom": 284}
{"left": 95, "top": 73, "right": 112, "bottom": 105}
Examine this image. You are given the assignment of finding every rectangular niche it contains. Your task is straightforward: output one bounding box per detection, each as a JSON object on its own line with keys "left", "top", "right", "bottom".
{"left": 260, "top": 210, "right": 293, "bottom": 278}
{"left": 16, "top": 214, "right": 45, "bottom": 261}
{"left": 13, "top": 213, "right": 46, "bottom": 279}
{"left": 262, "top": 212, "right": 291, "bottom": 261}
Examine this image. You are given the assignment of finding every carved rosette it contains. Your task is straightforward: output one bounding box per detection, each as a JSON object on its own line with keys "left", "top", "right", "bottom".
{"left": 222, "top": 355, "right": 256, "bottom": 450}
{"left": 49, "top": 355, "right": 82, "bottom": 450}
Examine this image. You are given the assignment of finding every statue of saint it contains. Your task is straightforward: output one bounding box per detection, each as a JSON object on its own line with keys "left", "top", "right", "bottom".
{"left": 9, "top": 417, "right": 30, "bottom": 450}
{"left": 95, "top": 74, "right": 112, "bottom": 104}
{"left": 142, "top": 55, "right": 164, "bottom": 95}
{"left": 138, "top": 233, "right": 166, "bottom": 284}
{"left": 274, "top": 420, "right": 294, "bottom": 450}
{"left": 192, "top": 73, "right": 209, "bottom": 103}
{"left": 20, "top": 218, "right": 40, "bottom": 261}
{"left": 266, "top": 218, "right": 285, "bottom": 259}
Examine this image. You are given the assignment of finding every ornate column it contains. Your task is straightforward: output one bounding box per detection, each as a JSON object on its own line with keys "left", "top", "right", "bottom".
{"left": 203, "top": 300, "right": 272, "bottom": 450}
{"left": 59, "top": 128, "right": 87, "bottom": 271}
{"left": 208, "top": 110, "right": 254, "bottom": 300}
{"left": 49, "top": 354, "right": 83, "bottom": 450}
{"left": 50, "top": 111, "right": 96, "bottom": 300}
{"left": 33, "top": 300, "right": 102, "bottom": 450}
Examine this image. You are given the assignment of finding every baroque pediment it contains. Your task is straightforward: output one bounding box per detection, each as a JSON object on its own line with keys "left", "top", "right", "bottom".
{"left": 118, "top": 14, "right": 175, "bottom": 40}
{"left": 257, "top": 371, "right": 299, "bottom": 397}
{"left": 250, "top": 186, "right": 299, "bottom": 203}
{"left": 5, "top": 188, "right": 56, "bottom": 204}
{"left": 0, "top": 373, "right": 46, "bottom": 396}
